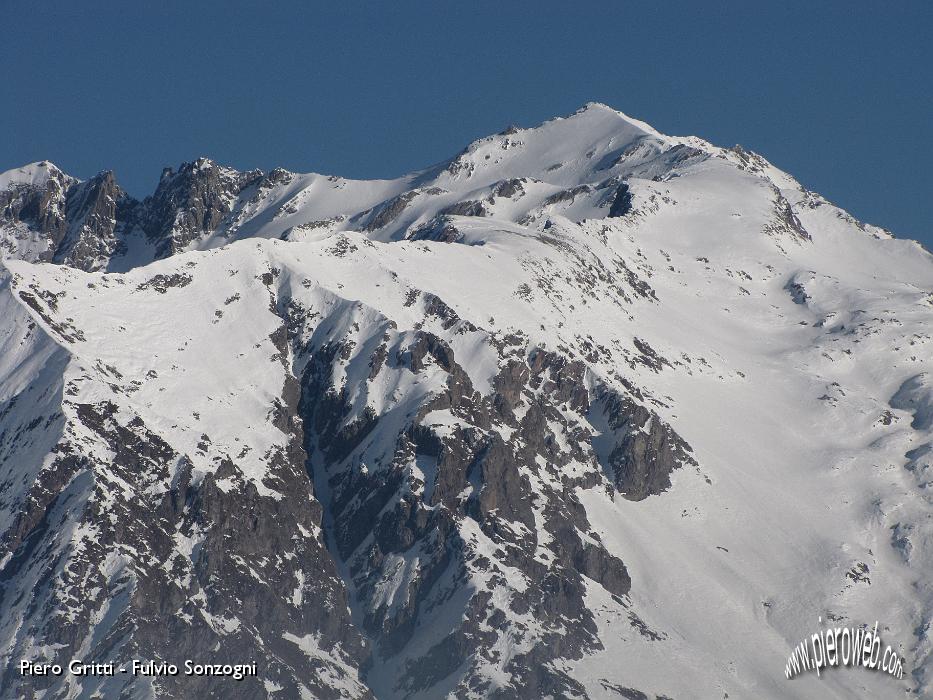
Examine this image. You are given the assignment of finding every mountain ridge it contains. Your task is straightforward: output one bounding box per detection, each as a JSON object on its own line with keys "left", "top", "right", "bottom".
{"left": 0, "top": 105, "right": 930, "bottom": 699}
{"left": 3, "top": 102, "right": 904, "bottom": 278}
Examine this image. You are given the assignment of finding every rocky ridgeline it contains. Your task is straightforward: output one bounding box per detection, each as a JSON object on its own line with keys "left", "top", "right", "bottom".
{"left": 0, "top": 158, "right": 264, "bottom": 271}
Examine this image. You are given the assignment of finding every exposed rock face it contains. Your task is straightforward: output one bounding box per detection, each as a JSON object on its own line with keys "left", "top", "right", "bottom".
{"left": 0, "top": 368, "right": 370, "bottom": 700}
{"left": 287, "top": 287, "right": 685, "bottom": 697}
{"left": 439, "top": 200, "right": 488, "bottom": 218}
{"left": 407, "top": 216, "right": 463, "bottom": 243}
{"left": 55, "top": 171, "right": 138, "bottom": 270}
{"left": 140, "top": 158, "right": 264, "bottom": 258}
{"left": 0, "top": 162, "right": 76, "bottom": 262}
{"left": 589, "top": 386, "right": 694, "bottom": 500}
{"left": 607, "top": 182, "right": 633, "bottom": 218}
{"left": 0, "top": 165, "right": 140, "bottom": 271}
{"left": 0, "top": 158, "right": 265, "bottom": 270}
{"left": 360, "top": 191, "right": 422, "bottom": 233}
{"left": 490, "top": 178, "right": 525, "bottom": 200}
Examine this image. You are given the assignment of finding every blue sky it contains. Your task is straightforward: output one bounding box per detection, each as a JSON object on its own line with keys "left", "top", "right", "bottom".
{"left": 2, "top": 2, "right": 931, "bottom": 244}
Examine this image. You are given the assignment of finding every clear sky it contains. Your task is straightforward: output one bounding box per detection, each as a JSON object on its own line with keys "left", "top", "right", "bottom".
{"left": 2, "top": 2, "right": 931, "bottom": 244}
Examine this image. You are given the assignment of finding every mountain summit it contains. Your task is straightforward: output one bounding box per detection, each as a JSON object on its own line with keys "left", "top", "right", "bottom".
{"left": 0, "top": 106, "right": 929, "bottom": 699}
{"left": 1, "top": 104, "right": 805, "bottom": 272}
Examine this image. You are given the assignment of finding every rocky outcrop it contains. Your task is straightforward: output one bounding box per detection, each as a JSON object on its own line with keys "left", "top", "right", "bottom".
{"left": 140, "top": 158, "right": 264, "bottom": 258}
{"left": 360, "top": 191, "right": 421, "bottom": 233}
{"left": 284, "top": 287, "right": 692, "bottom": 697}
{"left": 0, "top": 159, "right": 266, "bottom": 269}
{"left": 590, "top": 386, "right": 694, "bottom": 500}
{"left": 0, "top": 163, "right": 76, "bottom": 263}
{"left": 54, "top": 171, "right": 136, "bottom": 270}
{"left": 0, "top": 165, "right": 139, "bottom": 271}
{"left": 0, "top": 369, "right": 371, "bottom": 698}
{"left": 607, "top": 181, "right": 633, "bottom": 218}
{"left": 407, "top": 216, "right": 463, "bottom": 243}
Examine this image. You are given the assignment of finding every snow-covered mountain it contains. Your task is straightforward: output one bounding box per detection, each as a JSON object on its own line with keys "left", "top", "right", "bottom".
{"left": 1, "top": 103, "right": 930, "bottom": 699}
